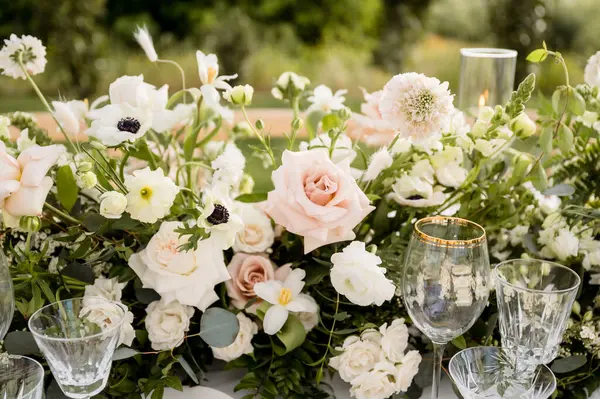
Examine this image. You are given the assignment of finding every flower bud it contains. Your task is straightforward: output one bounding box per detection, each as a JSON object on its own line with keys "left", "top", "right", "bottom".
{"left": 239, "top": 174, "right": 255, "bottom": 195}
{"left": 19, "top": 216, "right": 41, "bottom": 232}
{"left": 225, "top": 85, "right": 254, "bottom": 106}
{"left": 478, "top": 106, "right": 495, "bottom": 124}
{"left": 512, "top": 153, "right": 532, "bottom": 180}
{"left": 90, "top": 141, "right": 107, "bottom": 151}
{"left": 276, "top": 72, "right": 310, "bottom": 92}
{"left": 99, "top": 191, "right": 127, "bottom": 219}
{"left": 79, "top": 171, "right": 98, "bottom": 190}
{"left": 470, "top": 120, "right": 489, "bottom": 137}
{"left": 583, "top": 310, "right": 593, "bottom": 322}
{"left": 255, "top": 119, "right": 265, "bottom": 130}
{"left": 291, "top": 117, "right": 303, "bottom": 131}
{"left": 510, "top": 112, "right": 537, "bottom": 139}
{"left": 338, "top": 106, "right": 352, "bottom": 121}
{"left": 572, "top": 301, "right": 581, "bottom": 315}
{"left": 232, "top": 121, "right": 253, "bottom": 138}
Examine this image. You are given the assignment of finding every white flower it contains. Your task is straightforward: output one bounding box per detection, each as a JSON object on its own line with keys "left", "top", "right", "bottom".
{"left": 273, "top": 72, "right": 310, "bottom": 98}
{"left": 443, "top": 108, "right": 470, "bottom": 136}
{"left": 330, "top": 241, "right": 395, "bottom": 306}
{"left": 124, "top": 167, "right": 180, "bottom": 223}
{"left": 578, "top": 111, "right": 599, "bottom": 128}
{"left": 133, "top": 25, "right": 158, "bottom": 62}
{"left": 211, "top": 312, "right": 258, "bottom": 362}
{"left": 204, "top": 141, "right": 226, "bottom": 160}
{"left": 129, "top": 221, "right": 230, "bottom": 310}
{"left": 390, "top": 137, "right": 412, "bottom": 155}
{"left": 233, "top": 203, "right": 275, "bottom": 253}
{"left": 395, "top": 350, "right": 422, "bottom": 392}
{"left": 389, "top": 175, "right": 446, "bottom": 208}
{"left": 52, "top": 100, "right": 87, "bottom": 137}
{"left": 106, "top": 75, "right": 155, "bottom": 109}
{"left": 99, "top": 191, "right": 127, "bottom": 219}
{"left": 293, "top": 294, "right": 319, "bottom": 333}
{"left": 509, "top": 225, "right": 529, "bottom": 246}
{"left": 349, "top": 361, "right": 398, "bottom": 399}
{"left": 478, "top": 106, "right": 495, "bottom": 124}
{"left": 145, "top": 84, "right": 194, "bottom": 132}
{"left": 583, "top": 250, "right": 600, "bottom": 270}
{"left": 363, "top": 148, "right": 393, "bottom": 182}
{"left": 435, "top": 163, "right": 467, "bottom": 188}
{"left": 475, "top": 138, "right": 506, "bottom": 157}
{"left": 145, "top": 299, "right": 194, "bottom": 351}
{"left": 200, "top": 85, "right": 235, "bottom": 124}
{"left": 196, "top": 50, "right": 237, "bottom": 91}
{"left": 0, "top": 34, "right": 47, "bottom": 79}
{"left": 224, "top": 85, "right": 254, "bottom": 106}
{"left": 81, "top": 296, "right": 135, "bottom": 347}
{"left": 584, "top": 51, "right": 600, "bottom": 88}
{"left": 306, "top": 84, "right": 347, "bottom": 114}
{"left": 253, "top": 269, "right": 317, "bottom": 335}
{"left": 211, "top": 142, "right": 246, "bottom": 187}
{"left": 329, "top": 335, "right": 382, "bottom": 383}
{"left": 86, "top": 103, "right": 152, "bottom": 146}
{"left": 549, "top": 228, "right": 579, "bottom": 261}
{"left": 16, "top": 129, "right": 36, "bottom": 151}
{"left": 299, "top": 133, "right": 357, "bottom": 164}
{"left": 0, "top": 116, "right": 10, "bottom": 140}
{"left": 430, "top": 146, "right": 463, "bottom": 169}
{"left": 379, "top": 318, "right": 409, "bottom": 363}
{"left": 523, "top": 182, "right": 561, "bottom": 214}
{"left": 198, "top": 183, "right": 244, "bottom": 250}
{"left": 414, "top": 136, "right": 443, "bottom": 154}
{"left": 78, "top": 171, "right": 97, "bottom": 190}
{"left": 379, "top": 72, "right": 454, "bottom": 141}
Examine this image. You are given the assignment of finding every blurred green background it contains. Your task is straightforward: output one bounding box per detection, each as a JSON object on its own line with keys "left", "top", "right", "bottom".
{"left": 1, "top": 0, "right": 599, "bottom": 113}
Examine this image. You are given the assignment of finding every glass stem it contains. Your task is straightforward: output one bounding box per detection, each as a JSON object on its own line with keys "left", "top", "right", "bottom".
{"left": 431, "top": 342, "right": 445, "bottom": 399}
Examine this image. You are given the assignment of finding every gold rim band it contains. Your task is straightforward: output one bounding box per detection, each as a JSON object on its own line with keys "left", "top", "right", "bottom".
{"left": 413, "top": 216, "right": 486, "bottom": 247}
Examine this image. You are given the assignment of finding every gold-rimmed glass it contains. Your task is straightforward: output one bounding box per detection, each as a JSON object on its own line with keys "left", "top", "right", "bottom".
{"left": 402, "top": 217, "right": 490, "bottom": 399}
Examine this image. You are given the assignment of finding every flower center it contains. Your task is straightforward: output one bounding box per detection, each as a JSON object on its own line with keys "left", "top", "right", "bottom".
{"left": 117, "top": 117, "right": 141, "bottom": 134}
{"left": 207, "top": 67, "right": 217, "bottom": 83}
{"left": 241, "top": 225, "right": 263, "bottom": 245}
{"left": 207, "top": 204, "right": 229, "bottom": 225}
{"left": 278, "top": 288, "right": 292, "bottom": 305}
{"left": 412, "top": 90, "right": 434, "bottom": 120}
{"left": 10, "top": 46, "right": 36, "bottom": 64}
{"left": 140, "top": 186, "right": 153, "bottom": 200}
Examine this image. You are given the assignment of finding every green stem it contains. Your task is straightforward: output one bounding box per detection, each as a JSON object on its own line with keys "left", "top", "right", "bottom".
{"left": 81, "top": 146, "right": 128, "bottom": 193}
{"left": 157, "top": 59, "right": 187, "bottom": 104}
{"left": 44, "top": 202, "right": 80, "bottom": 225}
{"left": 24, "top": 232, "right": 32, "bottom": 254}
{"left": 288, "top": 96, "right": 301, "bottom": 149}
{"left": 241, "top": 106, "right": 276, "bottom": 166}
{"left": 317, "top": 293, "right": 340, "bottom": 383}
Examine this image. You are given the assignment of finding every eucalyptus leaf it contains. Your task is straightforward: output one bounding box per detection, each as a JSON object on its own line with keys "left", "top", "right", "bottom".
{"left": 531, "top": 163, "right": 548, "bottom": 192}
{"left": 199, "top": 308, "right": 240, "bottom": 348}
{"left": 543, "top": 184, "right": 575, "bottom": 196}
{"left": 112, "top": 347, "right": 139, "bottom": 361}
{"left": 4, "top": 331, "right": 39, "bottom": 355}
{"left": 551, "top": 355, "right": 587, "bottom": 373}
{"left": 56, "top": 165, "right": 79, "bottom": 212}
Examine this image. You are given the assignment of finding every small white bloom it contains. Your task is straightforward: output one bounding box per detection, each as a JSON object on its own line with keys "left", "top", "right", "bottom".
{"left": 293, "top": 294, "right": 319, "bottom": 333}
{"left": 584, "top": 51, "right": 600, "bottom": 88}
{"left": 478, "top": 106, "right": 495, "bottom": 124}
{"left": 16, "top": 128, "right": 36, "bottom": 151}
{"left": 429, "top": 146, "right": 463, "bottom": 169}
{"left": 233, "top": 203, "right": 275, "bottom": 254}
{"left": 124, "top": 167, "right": 180, "bottom": 223}
{"left": 198, "top": 183, "right": 244, "bottom": 250}
{"left": 379, "top": 318, "right": 409, "bottom": 363}
{"left": 549, "top": 228, "right": 579, "bottom": 261}
{"left": 306, "top": 84, "right": 347, "bottom": 114}
{"left": 146, "top": 84, "right": 194, "bottom": 132}
{"left": 0, "top": 115, "right": 10, "bottom": 140}
{"left": 395, "top": 350, "right": 422, "bottom": 392}
{"left": 363, "top": 148, "right": 393, "bottom": 182}
{"left": 99, "top": 191, "right": 127, "bottom": 219}
{"left": 329, "top": 335, "right": 382, "bottom": 383}
{"left": 145, "top": 299, "right": 194, "bottom": 351}
{"left": 523, "top": 182, "right": 561, "bottom": 214}
{"left": 224, "top": 84, "right": 254, "bottom": 106}
{"left": 583, "top": 250, "right": 600, "bottom": 270}
{"left": 133, "top": 25, "right": 158, "bottom": 62}
{"left": 390, "top": 137, "right": 412, "bottom": 155}
{"left": 299, "top": 133, "right": 357, "bottom": 164}
{"left": 86, "top": 103, "right": 152, "bottom": 146}
{"left": 275, "top": 72, "right": 310, "bottom": 92}
{"left": 330, "top": 241, "right": 395, "bottom": 306}
{"left": 52, "top": 100, "right": 87, "bottom": 137}
{"left": 0, "top": 34, "right": 47, "bottom": 79}
{"left": 349, "top": 361, "right": 399, "bottom": 399}
{"left": 78, "top": 171, "right": 97, "bottom": 190}
{"left": 435, "top": 163, "right": 467, "bottom": 188}
{"left": 211, "top": 142, "right": 246, "bottom": 187}
{"left": 510, "top": 112, "right": 537, "bottom": 138}
{"left": 253, "top": 268, "right": 317, "bottom": 335}
{"left": 81, "top": 295, "right": 135, "bottom": 347}
{"left": 196, "top": 50, "right": 237, "bottom": 91}
{"left": 475, "top": 138, "right": 506, "bottom": 157}
{"left": 204, "top": 141, "right": 225, "bottom": 160}
{"left": 509, "top": 225, "right": 529, "bottom": 246}
{"left": 211, "top": 313, "right": 258, "bottom": 362}
{"left": 578, "top": 111, "right": 599, "bottom": 128}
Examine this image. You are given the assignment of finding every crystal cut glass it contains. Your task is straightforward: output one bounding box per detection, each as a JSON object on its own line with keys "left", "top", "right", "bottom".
{"left": 0, "top": 354, "right": 44, "bottom": 399}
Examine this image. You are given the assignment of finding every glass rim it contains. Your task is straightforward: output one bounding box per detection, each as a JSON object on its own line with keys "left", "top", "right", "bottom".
{"left": 0, "top": 354, "right": 45, "bottom": 396}
{"left": 413, "top": 216, "right": 486, "bottom": 247}
{"left": 28, "top": 297, "right": 127, "bottom": 342}
{"left": 460, "top": 48, "right": 518, "bottom": 58}
{"left": 494, "top": 258, "right": 581, "bottom": 294}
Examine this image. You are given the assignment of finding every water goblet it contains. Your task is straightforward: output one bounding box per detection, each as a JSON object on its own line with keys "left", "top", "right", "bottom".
{"left": 0, "top": 354, "right": 44, "bottom": 399}
{"left": 402, "top": 216, "right": 490, "bottom": 399}
{"left": 28, "top": 297, "right": 127, "bottom": 399}
{"left": 0, "top": 251, "right": 15, "bottom": 340}
{"left": 494, "top": 259, "right": 580, "bottom": 369}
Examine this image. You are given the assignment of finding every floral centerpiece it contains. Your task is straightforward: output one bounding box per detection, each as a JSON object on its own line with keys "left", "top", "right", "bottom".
{"left": 0, "top": 28, "right": 599, "bottom": 399}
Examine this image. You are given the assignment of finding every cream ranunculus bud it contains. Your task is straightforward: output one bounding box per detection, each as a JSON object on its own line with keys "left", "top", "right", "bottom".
{"left": 99, "top": 191, "right": 128, "bottom": 219}
{"left": 510, "top": 112, "right": 537, "bottom": 139}
{"left": 255, "top": 119, "right": 265, "bottom": 130}
{"left": 225, "top": 85, "right": 254, "bottom": 106}
{"left": 19, "top": 216, "right": 41, "bottom": 232}
{"left": 79, "top": 171, "right": 98, "bottom": 190}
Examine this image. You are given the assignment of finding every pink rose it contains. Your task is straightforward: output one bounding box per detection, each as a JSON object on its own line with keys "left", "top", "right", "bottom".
{"left": 265, "top": 150, "right": 374, "bottom": 254}
{"left": 0, "top": 142, "right": 64, "bottom": 218}
{"left": 225, "top": 253, "right": 291, "bottom": 309}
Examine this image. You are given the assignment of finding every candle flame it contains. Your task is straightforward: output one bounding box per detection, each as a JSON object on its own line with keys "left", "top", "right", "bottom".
{"left": 478, "top": 89, "right": 489, "bottom": 108}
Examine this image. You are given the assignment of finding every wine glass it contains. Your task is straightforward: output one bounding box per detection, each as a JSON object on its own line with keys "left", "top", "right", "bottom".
{"left": 494, "top": 259, "right": 580, "bottom": 369}
{"left": 0, "top": 354, "right": 45, "bottom": 399}
{"left": 402, "top": 216, "right": 490, "bottom": 399}
{"left": 28, "top": 297, "right": 127, "bottom": 399}
{"left": 0, "top": 251, "right": 15, "bottom": 340}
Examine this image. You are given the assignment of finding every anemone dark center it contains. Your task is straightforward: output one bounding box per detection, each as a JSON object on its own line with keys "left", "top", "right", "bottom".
{"left": 117, "top": 117, "right": 141, "bottom": 134}
{"left": 207, "top": 204, "right": 229, "bottom": 225}
{"left": 407, "top": 195, "right": 424, "bottom": 200}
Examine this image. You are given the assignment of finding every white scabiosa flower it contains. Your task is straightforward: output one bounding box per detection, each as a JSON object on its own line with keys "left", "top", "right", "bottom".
{"left": 299, "top": 133, "right": 357, "bottom": 164}
{"left": 196, "top": 50, "right": 237, "bottom": 91}
{"left": 124, "top": 167, "right": 180, "bottom": 223}
{"left": 233, "top": 203, "right": 275, "bottom": 253}
{"left": 99, "top": 191, "right": 127, "bottom": 219}
{"left": 133, "top": 25, "right": 158, "bottom": 62}
{"left": 306, "top": 84, "right": 347, "bottom": 114}
{"left": 145, "top": 299, "right": 194, "bottom": 351}
{"left": 363, "top": 148, "right": 393, "bottom": 182}
{"left": 211, "top": 312, "right": 258, "bottom": 362}
{"left": 584, "top": 50, "right": 600, "bottom": 89}
{"left": 0, "top": 34, "right": 47, "bottom": 79}
{"left": 86, "top": 104, "right": 152, "bottom": 146}
{"left": 379, "top": 73, "right": 454, "bottom": 141}
{"left": 52, "top": 100, "right": 88, "bottom": 137}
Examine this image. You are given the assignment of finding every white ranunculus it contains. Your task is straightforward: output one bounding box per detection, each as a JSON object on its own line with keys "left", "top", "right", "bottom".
{"left": 211, "top": 313, "right": 258, "bottom": 362}
{"left": 330, "top": 241, "right": 395, "bottom": 306}
{"left": 329, "top": 335, "right": 382, "bottom": 383}
{"left": 99, "top": 191, "right": 127, "bottom": 219}
{"left": 379, "top": 318, "right": 409, "bottom": 363}
{"left": 549, "top": 228, "right": 579, "bottom": 261}
{"left": 52, "top": 100, "right": 87, "bottom": 137}
{"left": 81, "top": 296, "right": 135, "bottom": 347}
{"left": 233, "top": 203, "right": 275, "bottom": 253}
{"left": 86, "top": 103, "right": 152, "bottom": 146}
{"left": 125, "top": 167, "right": 180, "bottom": 223}
{"left": 584, "top": 51, "right": 600, "bottom": 88}
{"left": 133, "top": 25, "right": 158, "bottom": 62}
{"left": 395, "top": 350, "right": 422, "bottom": 392}
{"left": 293, "top": 293, "right": 319, "bottom": 332}
{"left": 129, "top": 221, "right": 231, "bottom": 310}
{"left": 299, "top": 133, "right": 357, "bottom": 164}
{"left": 363, "top": 148, "right": 393, "bottom": 182}
{"left": 306, "top": 84, "right": 347, "bottom": 114}
{"left": 145, "top": 299, "right": 194, "bottom": 351}
{"left": 435, "top": 163, "right": 467, "bottom": 188}
{"left": 349, "top": 361, "right": 398, "bottom": 399}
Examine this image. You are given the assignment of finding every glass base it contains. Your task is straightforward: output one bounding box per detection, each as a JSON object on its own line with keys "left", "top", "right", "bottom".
{"left": 58, "top": 374, "right": 108, "bottom": 399}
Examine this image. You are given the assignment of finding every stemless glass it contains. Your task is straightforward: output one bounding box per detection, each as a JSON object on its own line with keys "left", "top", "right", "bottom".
{"left": 0, "top": 251, "right": 15, "bottom": 340}
{"left": 494, "top": 259, "right": 580, "bottom": 369}
{"left": 402, "top": 216, "right": 490, "bottom": 399}
{"left": 28, "top": 297, "right": 126, "bottom": 399}
{"left": 0, "top": 354, "right": 45, "bottom": 399}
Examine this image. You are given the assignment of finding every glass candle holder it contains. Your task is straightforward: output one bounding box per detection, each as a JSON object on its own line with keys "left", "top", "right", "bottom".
{"left": 458, "top": 48, "right": 517, "bottom": 116}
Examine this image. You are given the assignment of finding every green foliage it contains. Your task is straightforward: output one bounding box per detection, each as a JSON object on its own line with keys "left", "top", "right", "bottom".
{"left": 199, "top": 308, "right": 240, "bottom": 348}
{"left": 553, "top": 140, "right": 600, "bottom": 203}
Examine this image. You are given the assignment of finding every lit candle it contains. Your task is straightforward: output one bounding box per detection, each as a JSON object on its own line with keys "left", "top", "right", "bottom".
{"left": 478, "top": 89, "right": 489, "bottom": 109}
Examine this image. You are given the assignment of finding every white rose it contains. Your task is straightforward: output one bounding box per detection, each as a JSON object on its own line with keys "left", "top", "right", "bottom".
{"left": 211, "top": 313, "right": 258, "bottom": 362}
{"left": 549, "top": 228, "right": 579, "bottom": 261}
{"left": 349, "top": 361, "right": 398, "bottom": 399}
{"left": 435, "top": 163, "right": 467, "bottom": 188}
{"left": 81, "top": 297, "right": 135, "bottom": 347}
{"left": 100, "top": 191, "right": 127, "bottom": 219}
{"left": 145, "top": 299, "right": 194, "bottom": 351}
{"left": 379, "top": 319, "right": 409, "bottom": 363}
{"left": 363, "top": 148, "right": 393, "bottom": 182}
{"left": 293, "top": 294, "right": 319, "bottom": 333}
{"left": 329, "top": 336, "right": 382, "bottom": 383}
{"left": 129, "top": 221, "right": 231, "bottom": 311}
{"left": 330, "top": 241, "right": 395, "bottom": 306}
{"left": 395, "top": 350, "right": 422, "bottom": 392}
{"left": 233, "top": 203, "right": 275, "bottom": 253}
{"left": 84, "top": 276, "right": 126, "bottom": 302}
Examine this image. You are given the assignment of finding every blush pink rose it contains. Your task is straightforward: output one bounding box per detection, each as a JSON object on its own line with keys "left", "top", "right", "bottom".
{"left": 225, "top": 253, "right": 291, "bottom": 309}
{"left": 264, "top": 150, "right": 374, "bottom": 254}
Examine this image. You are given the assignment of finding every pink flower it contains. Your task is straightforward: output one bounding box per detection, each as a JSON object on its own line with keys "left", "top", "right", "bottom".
{"left": 0, "top": 142, "right": 64, "bottom": 218}
{"left": 265, "top": 150, "right": 374, "bottom": 254}
{"left": 351, "top": 89, "right": 396, "bottom": 146}
{"left": 225, "top": 253, "right": 291, "bottom": 309}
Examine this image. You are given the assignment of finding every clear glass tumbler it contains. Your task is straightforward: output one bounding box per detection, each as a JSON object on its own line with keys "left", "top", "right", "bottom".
{"left": 0, "top": 251, "right": 15, "bottom": 340}
{"left": 0, "top": 354, "right": 44, "bottom": 399}
{"left": 494, "top": 259, "right": 580, "bottom": 368}
{"left": 28, "top": 297, "right": 127, "bottom": 399}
